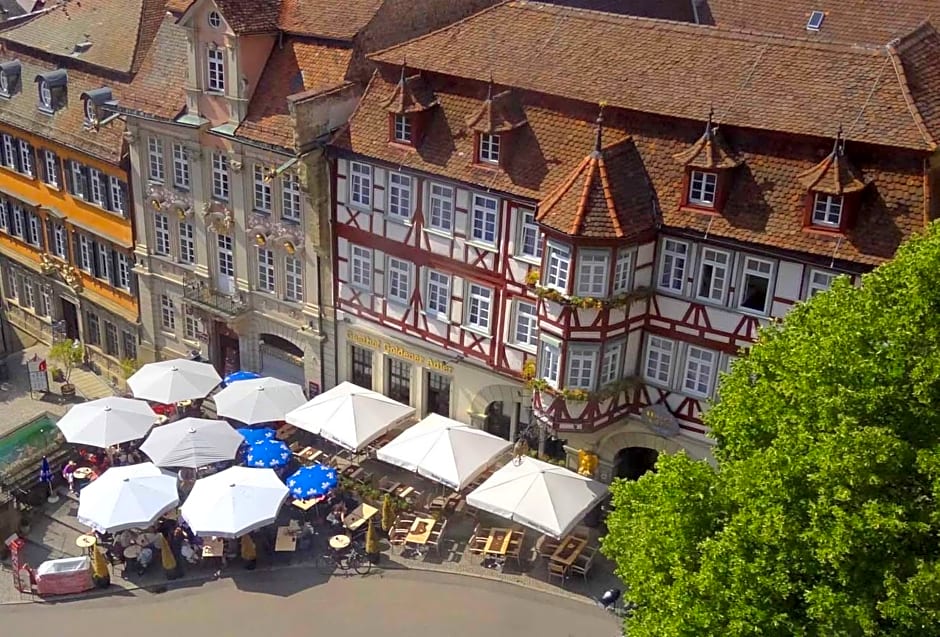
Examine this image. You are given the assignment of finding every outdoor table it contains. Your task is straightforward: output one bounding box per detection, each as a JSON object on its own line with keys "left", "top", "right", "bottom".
{"left": 292, "top": 495, "right": 326, "bottom": 511}
{"left": 550, "top": 534, "right": 588, "bottom": 568}
{"left": 483, "top": 528, "right": 513, "bottom": 556}
{"left": 73, "top": 467, "right": 94, "bottom": 480}
{"left": 379, "top": 479, "right": 401, "bottom": 494}
{"left": 396, "top": 485, "right": 415, "bottom": 498}
{"left": 123, "top": 544, "right": 141, "bottom": 560}
{"left": 329, "top": 534, "right": 351, "bottom": 550}
{"left": 344, "top": 503, "right": 378, "bottom": 532}
{"left": 75, "top": 534, "right": 97, "bottom": 554}
{"left": 405, "top": 518, "right": 436, "bottom": 545}
{"left": 275, "top": 526, "right": 298, "bottom": 552}
{"left": 202, "top": 538, "right": 224, "bottom": 558}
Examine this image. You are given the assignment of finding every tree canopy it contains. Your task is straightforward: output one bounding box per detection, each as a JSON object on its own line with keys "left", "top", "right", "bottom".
{"left": 602, "top": 223, "right": 940, "bottom": 636}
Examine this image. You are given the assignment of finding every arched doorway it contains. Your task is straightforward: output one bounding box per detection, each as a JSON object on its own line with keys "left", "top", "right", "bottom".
{"left": 614, "top": 447, "right": 659, "bottom": 480}
{"left": 483, "top": 400, "right": 511, "bottom": 440}
{"left": 259, "top": 333, "right": 304, "bottom": 385}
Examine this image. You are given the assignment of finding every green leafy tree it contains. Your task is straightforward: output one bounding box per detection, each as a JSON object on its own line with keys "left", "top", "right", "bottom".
{"left": 602, "top": 223, "right": 940, "bottom": 636}
{"left": 48, "top": 339, "right": 84, "bottom": 383}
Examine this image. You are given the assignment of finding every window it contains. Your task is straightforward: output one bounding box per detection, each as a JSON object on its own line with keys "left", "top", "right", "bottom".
{"left": 84, "top": 98, "right": 97, "bottom": 125}
{"left": 184, "top": 315, "right": 201, "bottom": 341}
{"left": 545, "top": 243, "right": 571, "bottom": 291}
{"left": 108, "top": 176, "right": 125, "bottom": 214}
{"left": 577, "top": 251, "right": 609, "bottom": 296}
{"left": 38, "top": 80, "right": 52, "bottom": 110}
{"left": 78, "top": 234, "right": 93, "bottom": 272}
{"left": 644, "top": 335, "right": 674, "bottom": 385}
{"left": 257, "top": 247, "right": 275, "bottom": 292}
{"left": 51, "top": 223, "right": 66, "bottom": 258}
{"left": 96, "top": 242, "right": 111, "bottom": 282}
{"left": 116, "top": 252, "right": 131, "bottom": 290}
{"left": 479, "top": 133, "right": 500, "bottom": 164}
{"left": 85, "top": 312, "right": 100, "bottom": 346}
{"left": 281, "top": 172, "right": 301, "bottom": 221}
{"left": 207, "top": 10, "right": 222, "bottom": 28}
{"left": 567, "top": 349, "right": 597, "bottom": 389}
{"left": 470, "top": 194, "right": 499, "bottom": 244}
{"left": 658, "top": 238, "right": 688, "bottom": 293}
{"left": 386, "top": 257, "right": 411, "bottom": 304}
{"left": 217, "top": 234, "right": 235, "bottom": 278}
{"left": 88, "top": 168, "right": 106, "bottom": 206}
{"left": 427, "top": 183, "right": 454, "bottom": 233}
{"left": 600, "top": 343, "right": 622, "bottom": 386}
{"left": 425, "top": 270, "right": 450, "bottom": 319}
{"left": 147, "top": 137, "right": 164, "bottom": 182}
{"left": 172, "top": 143, "right": 190, "bottom": 189}
{"left": 387, "top": 359, "right": 411, "bottom": 405}
{"left": 539, "top": 341, "right": 561, "bottom": 387}
{"left": 688, "top": 170, "right": 717, "bottom": 207}
{"left": 178, "top": 221, "right": 194, "bottom": 264}
{"left": 69, "top": 161, "right": 87, "bottom": 198}
{"left": 1, "top": 135, "right": 14, "bottom": 168}
{"left": 207, "top": 47, "right": 225, "bottom": 92}
{"left": 351, "top": 346, "right": 373, "bottom": 390}
{"left": 26, "top": 213, "right": 41, "bottom": 247}
{"left": 211, "top": 153, "right": 229, "bottom": 201}
{"left": 349, "top": 162, "right": 372, "bottom": 208}
{"left": 160, "top": 295, "right": 175, "bottom": 331}
{"left": 253, "top": 164, "right": 271, "bottom": 212}
{"left": 807, "top": 269, "right": 835, "bottom": 298}
{"left": 122, "top": 330, "right": 137, "bottom": 360}
{"left": 38, "top": 285, "right": 52, "bottom": 317}
{"left": 387, "top": 172, "right": 412, "bottom": 220}
{"left": 812, "top": 193, "right": 842, "bottom": 227}
{"left": 517, "top": 208, "right": 542, "bottom": 259}
{"left": 613, "top": 250, "right": 633, "bottom": 293}
{"left": 465, "top": 283, "right": 493, "bottom": 332}
{"left": 696, "top": 248, "right": 730, "bottom": 302}
{"left": 17, "top": 140, "right": 32, "bottom": 176}
{"left": 10, "top": 204, "right": 23, "bottom": 238}
{"left": 104, "top": 321, "right": 119, "bottom": 356}
{"left": 4, "top": 268, "right": 15, "bottom": 299}
{"left": 426, "top": 372, "right": 451, "bottom": 417}
{"left": 350, "top": 245, "right": 372, "bottom": 290}
{"left": 0, "top": 198, "right": 7, "bottom": 230}
{"left": 513, "top": 301, "right": 538, "bottom": 348}
{"left": 285, "top": 256, "right": 303, "bottom": 302}
{"left": 22, "top": 280, "right": 34, "bottom": 310}
{"left": 738, "top": 256, "right": 774, "bottom": 313}
{"left": 393, "top": 114, "right": 412, "bottom": 143}
{"left": 154, "top": 213, "right": 170, "bottom": 256}
{"left": 684, "top": 346, "right": 716, "bottom": 396}
{"left": 42, "top": 150, "right": 59, "bottom": 187}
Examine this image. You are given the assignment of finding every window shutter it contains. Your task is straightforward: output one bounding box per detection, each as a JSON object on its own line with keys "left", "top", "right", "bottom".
{"left": 64, "top": 161, "right": 74, "bottom": 194}
{"left": 110, "top": 249, "right": 120, "bottom": 288}
{"left": 81, "top": 166, "right": 91, "bottom": 200}
{"left": 90, "top": 240, "right": 100, "bottom": 277}
{"left": 37, "top": 151, "right": 46, "bottom": 183}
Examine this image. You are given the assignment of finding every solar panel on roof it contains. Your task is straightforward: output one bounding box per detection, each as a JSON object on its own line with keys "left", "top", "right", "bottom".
{"left": 806, "top": 10, "right": 825, "bottom": 31}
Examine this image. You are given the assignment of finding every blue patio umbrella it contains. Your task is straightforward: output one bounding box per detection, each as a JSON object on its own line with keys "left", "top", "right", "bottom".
{"left": 39, "top": 456, "right": 57, "bottom": 502}
{"left": 223, "top": 370, "right": 262, "bottom": 387}
{"left": 285, "top": 464, "right": 338, "bottom": 499}
{"left": 236, "top": 427, "right": 276, "bottom": 445}
{"left": 244, "top": 438, "right": 292, "bottom": 469}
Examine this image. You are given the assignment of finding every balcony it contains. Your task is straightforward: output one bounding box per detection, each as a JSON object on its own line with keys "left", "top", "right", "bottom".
{"left": 183, "top": 279, "right": 247, "bottom": 318}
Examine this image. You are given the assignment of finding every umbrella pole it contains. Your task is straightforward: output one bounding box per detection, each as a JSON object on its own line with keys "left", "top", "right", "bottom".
{"left": 47, "top": 480, "right": 59, "bottom": 503}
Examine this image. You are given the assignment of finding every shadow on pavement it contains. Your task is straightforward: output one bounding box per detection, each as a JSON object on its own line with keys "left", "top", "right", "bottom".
{"left": 231, "top": 567, "right": 331, "bottom": 597}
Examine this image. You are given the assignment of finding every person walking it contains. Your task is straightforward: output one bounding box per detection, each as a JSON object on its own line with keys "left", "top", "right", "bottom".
{"left": 62, "top": 460, "right": 77, "bottom": 494}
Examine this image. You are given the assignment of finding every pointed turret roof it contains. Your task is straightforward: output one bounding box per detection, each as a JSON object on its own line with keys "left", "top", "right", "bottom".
{"left": 673, "top": 111, "right": 742, "bottom": 169}
{"left": 466, "top": 82, "right": 527, "bottom": 133}
{"left": 384, "top": 66, "right": 438, "bottom": 114}
{"left": 798, "top": 133, "right": 867, "bottom": 194}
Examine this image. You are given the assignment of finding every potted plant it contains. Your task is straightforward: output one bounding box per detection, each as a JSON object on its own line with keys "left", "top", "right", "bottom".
{"left": 381, "top": 494, "right": 396, "bottom": 534}
{"left": 49, "top": 366, "right": 64, "bottom": 383}
{"left": 365, "top": 519, "right": 381, "bottom": 563}
{"left": 49, "top": 339, "right": 84, "bottom": 397}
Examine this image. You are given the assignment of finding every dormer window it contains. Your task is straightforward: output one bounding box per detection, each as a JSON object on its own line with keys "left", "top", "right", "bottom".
{"left": 688, "top": 170, "right": 717, "bottom": 207}
{"left": 479, "top": 133, "right": 500, "bottom": 164}
{"left": 39, "top": 81, "right": 52, "bottom": 109}
{"left": 207, "top": 47, "right": 225, "bottom": 92}
{"left": 392, "top": 114, "right": 412, "bottom": 144}
{"left": 384, "top": 67, "right": 438, "bottom": 147}
{"left": 81, "top": 87, "right": 114, "bottom": 128}
{"left": 0, "top": 60, "right": 20, "bottom": 99}
{"left": 35, "top": 70, "right": 67, "bottom": 114}
{"left": 798, "top": 132, "right": 867, "bottom": 234}
{"left": 208, "top": 10, "right": 223, "bottom": 29}
{"left": 812, "top": 193, "right": 842, "bottom": 227}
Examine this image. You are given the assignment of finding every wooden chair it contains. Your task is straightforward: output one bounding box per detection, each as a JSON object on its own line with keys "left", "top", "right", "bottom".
{"left": 467, "top": 524, "right": 488, "bottom": 555}
{"left": 547, "top": 561, "right": 568, "bottom": 585}
{"left": 535, "top": 535, "right": 560, "bottom": 559}
{"left": 569, "top": 546, "right": 597, "bottom": 583}
{"left": 427, "top": 520, "right": 446, "bottom": 556}
{"left": 506, "top": 530, "right": 525, "bottom": 567}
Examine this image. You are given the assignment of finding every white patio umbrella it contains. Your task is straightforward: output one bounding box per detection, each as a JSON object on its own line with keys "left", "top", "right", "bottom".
{"left": 377, "top": 413, "right": 511, "bottom": 491}
{"left": 77, "top": 463, "right": 179, "bottom": 533}
{"left": 180, "top": 466, "right": 288, "bottom": 538}
{"left": 139, "top": 417, "right": 245, "bottom": 469}
{"left": 214, "top": 377, "right": 306, "bottom": 424}
{"left": 56, "top": 396, "right": 157, "bottom": 448}
{"left": 127, "top": 358, "right": 221, "bottom": 404}
{"left": 286, "top": 381, "right": 415, "bottom": 451}
{"left": 466, "top": 456, "right": 608, "bottom": 538}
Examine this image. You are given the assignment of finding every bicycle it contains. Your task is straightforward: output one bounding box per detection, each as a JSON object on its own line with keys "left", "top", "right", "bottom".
{"left": 316, "top": 544, "right": 372, "bottom": 576}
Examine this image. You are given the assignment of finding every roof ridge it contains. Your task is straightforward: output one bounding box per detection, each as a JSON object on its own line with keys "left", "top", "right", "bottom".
{"left": 596, "top": 157, "right": 624, "bottom": 238}
{"left": 885, "top": 38, "right": 937, "bottom": 150}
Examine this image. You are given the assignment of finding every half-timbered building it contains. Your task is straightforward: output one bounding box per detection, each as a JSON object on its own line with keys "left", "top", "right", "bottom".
{"left": 330, "top": 2, "right": 940, "bottom": 480}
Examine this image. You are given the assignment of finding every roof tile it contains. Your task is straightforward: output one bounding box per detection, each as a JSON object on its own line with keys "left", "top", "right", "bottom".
{"left": 797, "top": 143, "right": 868, "bottom": 194}
{"left": 465, "top": 88, "right": 528, "bottom": 134}
{"left": 121, "top": 14, "right": 189, "bottom": 121}
{"left": 384, "top": 72, "right": 439, "bottom": 114}
{"left": 673, "top": 120, "right": 742, "bottom": 169}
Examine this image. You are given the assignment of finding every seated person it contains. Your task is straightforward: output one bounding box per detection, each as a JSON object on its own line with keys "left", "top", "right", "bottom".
{"left": 326, "top": 503, "right": 347, "bottom": 527}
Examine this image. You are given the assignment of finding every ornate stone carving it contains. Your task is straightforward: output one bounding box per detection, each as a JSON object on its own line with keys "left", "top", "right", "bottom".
{"left": 203, "top": 200, "right": 235, "bottom": 233}
{"left": 148, "top": 184, "right": 194, "bottom": 219}
{"left": 247, "top": 212, "right": 304, "bottom": 255}
{"left": 40, "top": 253, "right": 83, "bottom": 292}
{"left": 230, "top": 159, "right": 243, "bottom": 173}
{"left": 123, "top": 130, "right": 136, "bottom": 146}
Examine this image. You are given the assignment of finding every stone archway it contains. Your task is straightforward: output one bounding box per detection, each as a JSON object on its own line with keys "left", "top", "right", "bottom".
{"left": 468, "top": 384, "right": 524, "bottom": 440}
{"left": 613, "top": 447, "right": 659, "bottom": 480}
{"left": 595, "top": 426, "right": 686, "bottom": 464}
{"left": 259, "top": 332, "right": 305, "bottom": 385}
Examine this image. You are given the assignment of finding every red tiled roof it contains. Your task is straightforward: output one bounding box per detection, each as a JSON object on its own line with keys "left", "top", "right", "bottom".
{"left": 797, "top": 144, "right": 868, "bottom": 194}
{"left": 210, "top": 0, "right": 282, "bottom": 34}
{"left": 122, "top": 15, "right": 188, "bottom": 121}
{"left": 673, "top": 121, "right": 741, "bottom": 169}
{"left": 892, "top": 22, "right": 940, "bottom": 146}
{"left": 235, "top": 38, "right": 354, "bottom": 149}
{"left": 166, "top": 0, "right": 191, "bottom": 12}
{"left": 465, "top": 88, "right": 528, "bottom": 134}
{"left": 370, "top": 1, "right": 940, "bottom": 151}
{"left": 278, "top": 0, "right": 384, "bottom": 40}
{"left": 384, "top": 72, "right": 439, "bottom": 114}
{"left": 333, "top": 69, "right": 926, "bottom": 266}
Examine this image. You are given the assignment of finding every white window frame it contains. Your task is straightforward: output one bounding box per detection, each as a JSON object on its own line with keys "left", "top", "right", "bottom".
{"left": 465, "top": 283, "right": 493, "bottom": 333}
{"left": 216, "top": 234, "right": 235, "bottom": 277}
{"left": 11, "top": 204, "right": 23, "bottom": 238}
{"left": 26, "top": 213, "right": 41, "bottom": 247}
{"left": 253, "top": 164, "right": 272, "bottom": 212}
{"left": 479, "top": 133, "right": 500, "bottom": 164}
{"left": 427, "top": 182, "right": 454, "bottom": 233}
{"left": 51, "top": 223, "right": 67, "bottom": 258}
{"left": 737, "top": 256, "right": 775, "bottom": 314}
{"left": 576, "top": 250, "right": 610, "bottom": 297}
{"left": 544, "top": 242, "right": 571, "bottom": 291}
{"left": 160, "top": 295, "right": 175, "bottom": 331}
{"left": 147, "top": 137, "right": 164, "bottom": 182}
{"left": 349, "top": 244, "right": 372, "bottom": 290}
{"left": 600, "top": 343, "right": 623, "bottom": 386}
{"left": 683, "top": 346, "right": 716, "bottom": 397}
{"left": 96, "top": 241, "right": 111, "bottom": 282}
{"left": 539, "top": 340, "right": 561, "bottom": 388}
{"left": 207, "top": 46, "right": 225, "bottom": 92}
{"left": 644, "top": 335, "right": 674, "bottom": 386}
{"left": 257, "top": 247, "right": 275, "bottom": 292}
{"left": 566, "top": 348, "right": 597, "bottom": 390}
{"left": 393, "top": 114, "right": 412, "bottom": 143}
{"left": 38, "top": 80, "right": 52, "bottom": 110}
{"left": 806, "top": 268, "right": 836, "bottom": 298}
{"left": 512, "top": 300, "right": 538, "bottom": 349}
{"left": 281, "top": 172, "right": 301, "bottom": 221}
{"left": 154, "top": 213, "right": 170, "bottom": 256}
{"left": 517, "top": 208, "right": 542, "bottom": 260}
{"left": 688, "top": 170, "right": 717, "bottom": 207}
{"left": 108, "top": 176, "right": 125, "bottom": 214}
{"left": 39, "top": 285, "right": 52, "bottom": 317}
{"left": 387, "top": 172, "right": 413, "bottom": 221}
{"left": 812, "top": 193, "right": 843, "bottom": 227}
{"left": 178, "top": 221, "right": 195, "bottom": 264}
{"left": 469, "top": 193, "right": 499, "bottom": 245}
{"left": 1, "top": 135, "right": 14, "bottom": 168}
{"left": 386, "top": 257, "right": 412, "bottom": 305}
{"left": 116, "top": 252, "right": 131, "bottom": 290}
{"left": 696, "top": 247, "right": 730, "bottom": 303}
{"left": 78, "top": 234, "right": 93, "bottom": 272}
{"left": 88, "top": 168, "right": 106, "bottom": 206}
{"left": 211, "top": 152, "right": 230, "bottom": 201}
{"left": 17, "top": 140, "right": 32, "bottom": 176}
{"left": 69, "top": 161, "right": 86, "bottom": 199}
{"left": 0, "top": 198, "right": 7, "bottom": 230}
{"left": 22, "top": 279, "right": 34, "bottom": 309}
{"left": 613, "top": 249, "right": 633, "bottom": 294}
{"left": 42, "top": 150, "right": 59, "bottom": 187}
{"left": 348, "top": 161, "right": 372, "bottom": 209}
{"left": 207, "top": 10, "right": 222, "bottom": 28}
{"left": 184, "top": 315, "right": 201, "bottom": 341}
{"left": 285, "top": 255, "right": 303, "bottom": 302}
{"left": 172, "top": 143, "right": 190, "bottom": 190}
{"left": 658, "top": 238, "right": 688, "bottom": 293}
{"left": 425, "top": 270, "right": 450, "bottom": 319}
